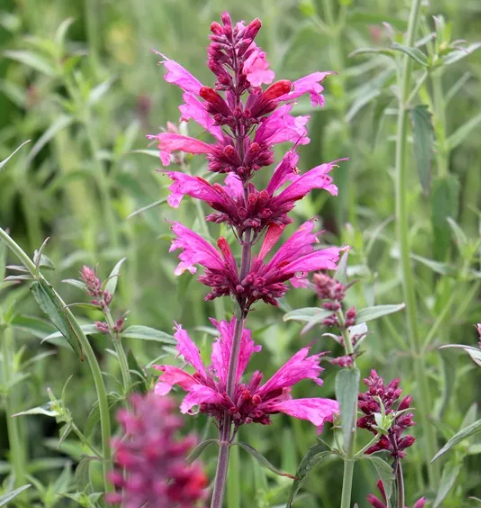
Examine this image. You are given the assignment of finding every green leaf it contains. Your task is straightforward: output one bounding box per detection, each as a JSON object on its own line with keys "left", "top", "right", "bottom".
{"left": 431, "top": 175, "right": 460, "bottom": 260}
{"left": 443, "top": 42, "right": 481, "bottom": 66}
{"left": 26, "top": 115, "right": 74, "bottom": 166}
{"left": 4, "top": 49, "right": 55, "bottom": 75}
{"left": 9, "top": 314, "right": 55, "bottom": 339}
{"left": 446, "top": 111, "right": 481, "bottom": 151}
{"left": 334, "top": 250, "right": 349, "bottom": 285}
{"left": 13, "top": 402, "right": 59, "bottom": 418}
{"left": 0, "top": 485, "right": 31, "bottom": 507}
{"left": 335, "top": 367, "right": 360, "bottom": 450}
{"left": 30, "top": 280, "right": 84, "bottom": 358}
{"left": 433, "top": 461, "right": 462, "bottom": 508}
{"left": 105, "top": 257, "right": 126, "bottom": 297}
{"left": 301, "top": 309, "right": 332, "bottom": 334}
{"left": 42, "top": 323, "right": 99, "bottom": 343}
{"left": 391, "top": 43, "right": 429, "bottom": 66}
{"left": 121, "top": 325, "right": 176, "bottom": 344}
{"left": 54, "top": 17, "right": 75, "bottom": 49}
{"left": 88, "top": 77, "right": 116, "bottom": 106}
{"left": 127, "top": 198, "right": 168, "bottom": 219}
{"left": 432, "top": 418, "right": 481, "bottom": 462}
{"left": 84, "top": 393, "right": 123, "bottom": 437}
{"left": 74, "top": 456, "right": 92, "bottom": 492}
{"left": 362, "top": 455, "right": 395, "bottom": 501}
{"left": 283, "top": 307, "right": 324, "bottom": 323}
{"left": 233, "top": 442, "right": 297, "bottom": 479}
{"left": 355, "top": 304, "right": 405, "bottom": 323}
{"left": 440, "top": 344, "right": 481, "bottom": 367}
{"left": 349, "top": 47, "right": 394, "bottom": 58}
{"left": 186, "top": 439, "right": 218, "bottom": 464}
{"left": 286, "top": 443, "right": 333, "bottom": 507}
{"left": 410, "top": 105, "right": 433, "bottom": 195}
{"left": 61, "top": 279, "right": 87, "bottom": 291}
{"left": 0, "top": 140, "right": 30, "bottom": 171}
{"left": 127, "top": 349, "right": 148, "bottom": 393}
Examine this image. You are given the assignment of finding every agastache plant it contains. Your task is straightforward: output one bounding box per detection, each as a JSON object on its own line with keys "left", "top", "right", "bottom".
{"left": 148, "top": 12, "right": 345, "bottom": 508}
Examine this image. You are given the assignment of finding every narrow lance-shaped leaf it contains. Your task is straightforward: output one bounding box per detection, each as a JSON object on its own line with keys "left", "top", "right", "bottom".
{"left": 30, "top": 280, "right": 84, "bottom": 358}
{"left": 431, "top": 175, "right": 460, "bottom": 260}
{"left": 433, "top": 461, "right": 462, "bottom": 508}
{"left": 284, "top": 307, "right": 326, "bottom": 323}
{"left": 335, "top": 367, "right": 360, "bottom": 450}
{"left": 286, "top": 443, "right": 333, "bottom": 507}
{"left": 105, "top": 257, "right": 126, "bottom": 297}
{"left": 355, "top": 304, "right": 405, "bottom": 323}
{"left": 121, "top": 325, "right": 176, "bottom": 344}
{"left": 0, "top": 140, "right": 30, "bottom": 172}
{"left": 233, "top": 442, "right": 297, "bottom": 479}
{"left": 432, "top": 418, "right": 481, "bottom": 462}
{"left": 361, "top": 455, "right": 395, "bottom": 501}
{"left": 0, "top": 485, "right": 31, "bottom": 507}
{"left": 186, "top": 439, "right": 219, "bottom": 464}
{"left": 410, "top": 105, "right": 433, "bottom": 195}
{"left": 390, "top": 42, "right": 429, "bottom": 66}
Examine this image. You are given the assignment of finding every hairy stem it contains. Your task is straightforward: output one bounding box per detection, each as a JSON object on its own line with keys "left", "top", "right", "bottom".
{"left": 0, "top": 227, "right": 113, "bottom": 493}
{"left": 394, "top": 0, "right": 439, "bottom": 487}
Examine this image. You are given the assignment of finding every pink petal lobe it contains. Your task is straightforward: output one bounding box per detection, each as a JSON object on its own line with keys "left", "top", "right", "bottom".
{"left": 180, "top": 385, "right": 225, "bottom": 414}
{"left": 174, "top": 324, "right": 206, "bottom": 376}
{"left": 269, "top": 397, "right": 339, "bottom": 430}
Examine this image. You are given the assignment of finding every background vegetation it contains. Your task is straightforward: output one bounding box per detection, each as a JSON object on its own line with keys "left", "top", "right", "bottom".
{"left": 1, "top": 0, "right": 481, "bottom": 506}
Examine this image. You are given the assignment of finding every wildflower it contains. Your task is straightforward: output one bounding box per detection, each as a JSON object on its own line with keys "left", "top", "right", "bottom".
{"left": 169, "top": 221, "right": 341, "bottom": 308}
{"left": 357, "top": 370, "right": 415, "bottom": 459}
{"left": 80, "top": 266, "right": 102, "bottom": 298}
{"left": 149, "top": 15, "right": 333, "bottom": 182}
{"left": 367, "top": 480, "right": 425, "bottom": 508}
{"left": 165, "top": 151, "right": 338, "bottom": 237}
{"left": 155, "top": 318, "right": 338, "bottom": 431}
{"left": 106, "top": 393, "right": 207, "bottom": 508}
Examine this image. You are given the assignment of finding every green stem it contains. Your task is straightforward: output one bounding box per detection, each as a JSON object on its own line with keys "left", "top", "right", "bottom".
{"left": 396, "top": 462, "right": 405, "bottom": 508}
{"left": 0, "top": 227, "right": 114, "bottom": 493}
{"left": 72, "top": 422, "right": 103, "bottom": 459}
{"left": 394, "top": 0, "right": 439, "bottom": 487}
{"left": 338, "top": 309, "right": 357, "bottom": 508}
{"left": 340, "top": 460, "right": 355, "bottom": 508}
{"left": 105, "top": 309, "right": 131, "bottom": 395}
{"left": 432, "top": 70, "right": 448, "bottom": 177}
{"left": 2, "top": 326, "right": 26, "bottom": 488}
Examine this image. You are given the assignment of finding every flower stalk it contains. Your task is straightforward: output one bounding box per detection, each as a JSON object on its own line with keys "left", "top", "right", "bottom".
{"left": 394, "top": 0, "right": 439, "bottom": 486}
{"left": 0, "top": 227, "right": 114, "bottom": 493}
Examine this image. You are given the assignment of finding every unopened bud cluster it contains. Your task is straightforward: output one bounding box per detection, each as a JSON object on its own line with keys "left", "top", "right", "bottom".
{"left": 80, "top": 266, "right": 124, "bottom": 335}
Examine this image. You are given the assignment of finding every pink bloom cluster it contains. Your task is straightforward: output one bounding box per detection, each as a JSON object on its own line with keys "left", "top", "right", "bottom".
{"left": 170, "top": 220, "right": 340, "bottom": 307}
{"left": 358, "top": 370, "right": 416, "bottom": 459}
{"left": 107, "top": 393, "right": 207, "bottom": 508}
{"left": 367, "top": 480, "right": 425, "bottom": 508}
{"left": 148, "top": 11, "right": 344, "bottom": 309}
{"left": 155, "top": 318, "right": 338, "bottom": 431}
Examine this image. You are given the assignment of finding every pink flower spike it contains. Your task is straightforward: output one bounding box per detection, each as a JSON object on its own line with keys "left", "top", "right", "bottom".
{"left": 266, "top": 149, "right": 300, "bottom": 195}
{"left": 153, "top": 50, "right": 203, "bottom": 94}
{"left": 243, "top": 45, "right": 275, "bottom": 86}
{"left": 276, "top": 71, "right": 333, "bottom": 107}
{"left": 413, "top": 498, "right": 426, "bottom": 508}
{"left": 268, "top": 398, "right": 339, "bottom": 431}
{"left": 148, "top": 133, "right": 213, "bottom": 166}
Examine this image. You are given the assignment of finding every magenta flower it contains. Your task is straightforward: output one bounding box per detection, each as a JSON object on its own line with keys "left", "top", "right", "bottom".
{"left": 242, "top": 44, "right": 275, "bottom": 86}
{"left": 169, "top": 220, "right": 341, "bottom": 307}
{"left": 106, "top": 393, "right": 207, "bottom": 508}
{"left": 149, "top": 16, "right": 333, "bottom": 182}
{"left": 155, "top": 318, "right": 338, "bottom": 430}
{"left": 165, "top": 154, "right": 339, "bottom": 237}
{"left": 367, "top": 480, "right": 425, "bottom": 508}
{"left": 358, "top": 370, "right": 416, "bottom": 459}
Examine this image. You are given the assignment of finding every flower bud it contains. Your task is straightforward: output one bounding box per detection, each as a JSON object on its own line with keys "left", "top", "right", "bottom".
{"left": 263, "top": 80, "right": 292, "bottom": 101}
